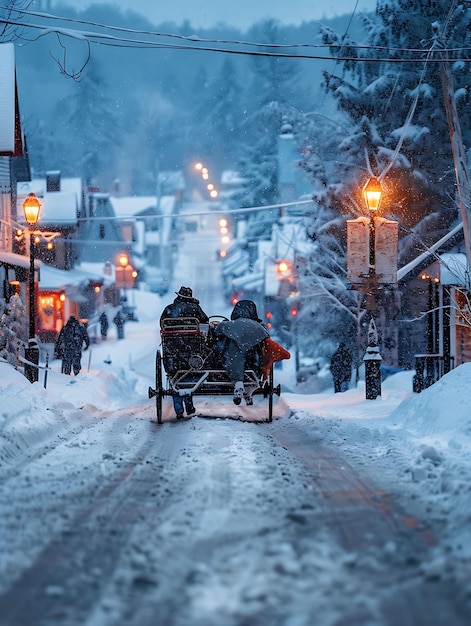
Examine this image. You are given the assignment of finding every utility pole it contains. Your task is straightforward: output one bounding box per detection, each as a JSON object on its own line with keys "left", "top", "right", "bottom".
{"left": 434, "top": 20, "right": 471, "bottom": 268}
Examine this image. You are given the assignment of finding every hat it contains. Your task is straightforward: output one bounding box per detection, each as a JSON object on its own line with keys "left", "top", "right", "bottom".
{"left": 176, "top": 286, "right": 193, "bottom": 299}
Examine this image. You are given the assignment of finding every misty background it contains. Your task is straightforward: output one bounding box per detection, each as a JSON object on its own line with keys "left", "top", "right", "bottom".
{"left": 16, "top": 2, "right": 369, "bottom": 194}
{"left": 48, "top": 0, "right": 378, "bottom": 30}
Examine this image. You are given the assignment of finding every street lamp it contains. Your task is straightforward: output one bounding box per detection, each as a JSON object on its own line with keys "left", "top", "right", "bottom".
{"left": 363, "top": 177, "right": 383, "bottom": 400}
{"left": 363, "top": 176, "right": 383, "bottom": 212}
{"left": 22, "top": 192, "right": 42, "bottom": 383}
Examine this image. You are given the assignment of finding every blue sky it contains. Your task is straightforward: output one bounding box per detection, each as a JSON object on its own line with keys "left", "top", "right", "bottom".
{"left": 54, "top": 0, "right": 377, "bottom": 29}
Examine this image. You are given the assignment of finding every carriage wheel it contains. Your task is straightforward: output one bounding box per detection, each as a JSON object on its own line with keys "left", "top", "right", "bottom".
{"left": 267, "top": 366, "right": 274, "bottom": 422}
{"left": 155, "top": 350, "right": 163, "bottom": 424}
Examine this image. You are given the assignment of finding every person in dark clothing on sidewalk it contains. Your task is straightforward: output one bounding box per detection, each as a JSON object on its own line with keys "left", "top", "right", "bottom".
{"left": 160, "top": 286, "right": 209, "bottom": 419}
{"left": 99, "top": 312, "right": 109, "bottom": 340}
{"left": 113, "top": 310, "right": 125, "bottom": 339}
{"left": 330, "top": 343, "right": 353, "bottom": 393}
{"left": 54, "top": 316, "right": 90, "bottom": 376}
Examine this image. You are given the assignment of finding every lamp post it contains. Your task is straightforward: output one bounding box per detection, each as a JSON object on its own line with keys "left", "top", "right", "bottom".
{"left": 22, "top": 192, "right": 42, "bottom": 383}
{"left": 362, "top": 177, "right": 383, "bottom": 400}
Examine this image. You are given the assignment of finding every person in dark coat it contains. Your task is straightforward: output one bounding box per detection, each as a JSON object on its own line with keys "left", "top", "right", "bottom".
{"left": 330, "top": 343, "right": 353, "bottom": 393}
{"left": 160, "top": 286, "right": 209, "bottom": 328}
{"left": 213, "top": 300, "right": 269, "bottom": 405}
{"left": 160, "top": 286, "right": 209, "bottom": 419}
{"left": 99, "top": 312, "right": 109, "bottom": 340}
{"left": 54, "top": 316, "right": 90, "bottom": 376}
{"left": 113, "top": 310, "right": 125, "bottom": 339}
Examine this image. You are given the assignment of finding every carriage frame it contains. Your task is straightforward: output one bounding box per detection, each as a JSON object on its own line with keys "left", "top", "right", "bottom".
{"left": 148, "top": 316, "right": 281, "bottom": 423}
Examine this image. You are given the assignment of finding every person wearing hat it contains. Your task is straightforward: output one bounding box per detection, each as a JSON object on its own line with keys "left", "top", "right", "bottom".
{"left": 160, "top": 287, "right": 209, "bottom": 326}
{"left": 160, "top": 287, "right": 209, "bottom": 418}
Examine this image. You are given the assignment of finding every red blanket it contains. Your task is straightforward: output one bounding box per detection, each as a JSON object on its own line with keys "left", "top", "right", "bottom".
{"left": 261, "top": 338, "right": 291, "bottom": 378}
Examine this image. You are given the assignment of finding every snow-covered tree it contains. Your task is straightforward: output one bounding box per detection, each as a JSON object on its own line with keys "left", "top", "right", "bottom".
{"left": 0, "top": 295, "right": 28, "bottom": 366}
{"left": 320, "top": 0, "right": 471, "bottom": 259}
{"left": 247, "top": 19, "right": 299, "bottom": 109}
{"left": 55, "top": 58, "right": 121, "bottom": 186}
{"left": 291, "top": 1, "right": 471, "bottom": 367}
{"left": 191, "top": 57, "right": 245, "bottom": 169}
{"left": 229, "top": 20, "right": 301, "bottom": 234}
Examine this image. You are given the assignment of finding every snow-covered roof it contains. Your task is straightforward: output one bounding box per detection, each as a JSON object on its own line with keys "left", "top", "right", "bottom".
{"left": 17, "top": 178, "right": 82, "bottom": 227}
{"left": 221, "top": 170, "right": 247, "bottom": 186}
{"left": 158, "top": 170, "right": 185, "bottom": 192}
{"left": 110, "top": 196, "right": 157, "bottom": 218}
{"left": 0, "top": 250, "right": 40, "bottom": 270}
{"left": 439, "top": 253, "right": 469, "bottom": 286}
{"left": 39, "top": 264, "right": 112, "bottom": 289}
{"left": 231, "top": 271, "right": 264, "bottom": 291}
{"left": 110, "top": 195, "right": 175, "bottom": 223}
{"left": 221, "top": 247, "right": 249, "bottom": 277}
{"left": 75, "top": 262, "right": 115, "bottom": 286}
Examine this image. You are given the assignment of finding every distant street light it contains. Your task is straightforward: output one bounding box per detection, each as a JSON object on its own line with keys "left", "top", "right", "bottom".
{"left": 115, "top": 252, "right": 135, "bottom": 289}
{"left": 22, "top": 192, "right": 42, "bottom": 383}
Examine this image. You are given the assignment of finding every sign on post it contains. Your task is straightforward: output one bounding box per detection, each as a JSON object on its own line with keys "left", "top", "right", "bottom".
{"left": 347, "top": 216, "right": 398, "bottom": 286}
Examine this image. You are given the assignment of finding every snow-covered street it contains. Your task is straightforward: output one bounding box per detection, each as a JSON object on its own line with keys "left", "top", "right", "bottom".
{"left": 1, "top": 203, "right": 471, "bottom": 625}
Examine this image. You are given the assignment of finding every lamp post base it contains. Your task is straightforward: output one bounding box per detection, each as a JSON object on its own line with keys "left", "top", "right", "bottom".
{"left": 24, "top": 339, "right": 39, "bottom": 383}
{"left": 364, "top": 345, "right": 382, "bottom": 400}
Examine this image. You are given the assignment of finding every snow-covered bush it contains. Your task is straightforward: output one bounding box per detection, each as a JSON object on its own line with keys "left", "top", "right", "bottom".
{"left": 0, "top": 295, "right": 28, "bottom": 366}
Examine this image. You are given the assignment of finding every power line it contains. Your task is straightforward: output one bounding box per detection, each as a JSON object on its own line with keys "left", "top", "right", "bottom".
{"left": 1, "top": 12, "right": 471, "bottom": 63}
{"left": 4, "top": 5, "right": 469, "bottom": 54}
{"left": 56, "top": 199, "right": 316, "bottom": 223}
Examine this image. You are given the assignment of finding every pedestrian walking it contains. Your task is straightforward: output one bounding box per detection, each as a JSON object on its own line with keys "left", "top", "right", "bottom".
{"left": 99, "top": 312, "right": 109, "bottom": 340}
{"left": 54, "top": 316, "right": 90, "bottom": 376}
{"left": 113, "top": 310, "right": 125, "bottom": 339}
{"left": 330, "top": 342, "right": 353, "bottom": 393}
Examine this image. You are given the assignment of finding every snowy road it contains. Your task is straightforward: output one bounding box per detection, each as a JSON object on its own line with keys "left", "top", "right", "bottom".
{"left": 1, "top": 202, "right": 470, "bottom": 624}
{"left": 1, "top": 397, "right": 470, "bottom": 626}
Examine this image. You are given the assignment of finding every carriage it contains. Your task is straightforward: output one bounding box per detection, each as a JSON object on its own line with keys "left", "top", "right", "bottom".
{"left": 148, "top": 316, "right": 281, "bottom": 423}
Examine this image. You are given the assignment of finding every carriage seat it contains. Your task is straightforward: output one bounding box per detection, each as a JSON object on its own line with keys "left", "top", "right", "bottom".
{"left": 160, "top": 317, "right": 207, "bottom": 374}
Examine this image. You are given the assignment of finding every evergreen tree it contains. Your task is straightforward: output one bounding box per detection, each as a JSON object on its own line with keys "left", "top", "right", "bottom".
{"left": 291, "top": 3, "right": 471, "bottom": 366}
{"left": 247, "top": 19, "right": 299, "bottom": 109}
{"left": 193, "top": 57, "right": 245, "bottom": 169}
{"left": 229, "top": 19, "right": 302, "bottom": 234}
{"left": 57, "top": 58, "right": 121, "bottom": 186}
{"left": 320, "top": 0, "right": 471, "bottom": 263}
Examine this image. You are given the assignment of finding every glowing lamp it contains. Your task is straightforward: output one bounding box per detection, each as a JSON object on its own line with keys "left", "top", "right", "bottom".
{"left": 363, "top": 177, "right": 383, "bottom": 212}
{"left": 22, "top": 192, "right": 42, "bottom": 225}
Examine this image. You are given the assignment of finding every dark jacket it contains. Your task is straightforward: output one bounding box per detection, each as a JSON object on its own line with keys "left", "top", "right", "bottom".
{"left": 160, "top": 296, "right": 209, "bottom": 327}
{"left": 100, "top": 312, "right": 109, "bottom": 335}
{"left": 330, "top": 344, "right": 353, "bottom": 382}
{"left": 113, "top": 311, "right": 125, "bottom": 327}
{"left": 55, "top": 317, "right": 90, "bottom": 360}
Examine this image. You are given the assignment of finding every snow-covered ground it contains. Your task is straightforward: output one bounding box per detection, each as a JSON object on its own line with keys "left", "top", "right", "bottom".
{"left": 1, "top": 292, "right": 471, "bottom": 623}
{"left": 1, "top": 207, "right": 470, "bottom": 623}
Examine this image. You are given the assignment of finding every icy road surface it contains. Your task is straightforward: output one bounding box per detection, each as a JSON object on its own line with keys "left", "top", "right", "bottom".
{"left": 1, "top": 203, "right": 470, "bottom": 624}
{"left": 0, "top": 391, "right": 470, "bottom": 626}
